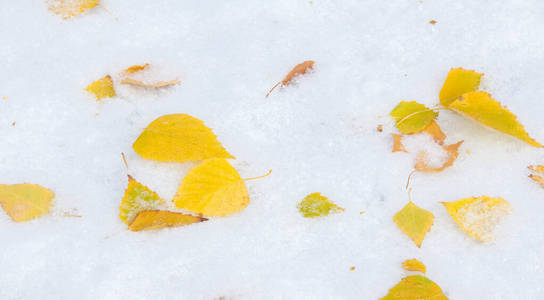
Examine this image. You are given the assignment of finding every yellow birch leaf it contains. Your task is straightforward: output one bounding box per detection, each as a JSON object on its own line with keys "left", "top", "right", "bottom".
{"left": 402, "top": 259, "right": 426, "bottom": 274}
{"left": 390, "top": 101, "right": 438, "bottom": 134}
{"left": 415, "top": 141, "right": 463, "bottom": 173}
{"left": 297, "top": 192, "right": 344, "bottom": 218}
{"left": 441, "top": 196, "right": 512, "bottom": 242}
{"left": 128, "top": 210, "right": 207, "bottom": 232}
{"left": 392, "top": 134, "right": 407, "bottom": 153}
{"left": 0, "top": 184, "right": 54, "bottom": 222}
{"left": 119, "top": 175, "right": 164, "bottom": 225}
{"left": 133, "top": 114, "right": 234, "bottom": 162}
{"left": 85, "top": 75, "right": 115, "bottom": 100}
{"left": 449, "top": 91, "right": 541, "bottom": 147}
{"left": 121, "top": 78, "right": 180, "bottom": 88}
{"left": 439, "top": 67, "right": 483, "bottom": 107}
{"left": 422, "top": 120, "right": 446, "bottom": 145}
{"left": 381, "top": 275, "right": 448, "bottom": 300}
{"left": 393, "top": 202, "right": 434, "bottom": 247}
{"left": 121, "top": 64, "right": 149, "bottom": 75}
{"left": 173, "top": 158, "right": 248, "bottom": 217}
{"left": 528, "top": 165, "right": 544, "bottom": 175}
{"left": 529, "top": 174, "right": 544, "bottom": 189}
{"left": 48, "top": 0, "right": 100, "bottom": 19}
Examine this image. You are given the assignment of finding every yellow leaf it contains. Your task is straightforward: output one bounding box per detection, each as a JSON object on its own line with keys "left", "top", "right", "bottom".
{"left": 393, "top": 202, "right": 434, "bottom": 247}
{"left": 415, "top": 141, "right": 463, "bottom": 173}
{"left": 439, "top": 67, "right": 483, "bottom": 107}
{"left": 381, "top": 275, "right": 448, "bottom": 300}
{"left": 120, "top": 78, "right": 180, "bottom": 88}
{"left": 392, "top": 134, "right": 407, "bottom": 153}
{"left": 128, "top": 210, "right": 207, "bottom": 232}
{"left": 441, "top": 196, "right": 512, "bottom": 242}
{"left": 85, "top": 75, "right": 115, "bottom": 100}
{"left": 402, "top": 259, "right": 426, "bottom": 273}
{"left": 449, "top": 91, "right": 541, "bottom": 147}
{"left": 297, "top": 192, "right": 344, "bottom": 218}
{"left": 422, "top": 120, "right": 446, "bottom": 145}
{"left": 121, "top": 64, "right": 149, "bottom": 75}
{"left": 390, "top": 101, "right": 438, "bottom": 134}
{"left": 133, "top": 114, "right": 234, "bottom": 162}
{"left": 528, "top": 165, "right": 544, "bottom": 175}
{"left": 174, "top": 158, "right": 248, "bottom": 217}
{"left": 529, "top": 174, "right": 544, "bottom": 189}
{"left": 119, "top": 175, "right": 164, "bottom": 225}
{"left": 0, "top": 184, "right": 54, "bottom": 222}
{"left": 48, "top": 0, "right": 100, "bottom": 19}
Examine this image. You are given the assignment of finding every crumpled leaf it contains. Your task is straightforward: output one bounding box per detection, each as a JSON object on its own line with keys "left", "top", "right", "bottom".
{"left": 529, "top": 165, "right": 544, "bottom": 188}
{"left": 392, "top": 134, "right": 407, "bottom": 153}
{"left": 415, "top": 141, "right": 463, "bottom": 173}
{"left": 133, "top": 114, "right": 234, "bottom": 162}
{"left": 449, "top": 91, "right": 541, "bottom": 147}
{"left": 441, "top": 196, "right": 512, "bottom": 242}
{"left": 402, "top": 259, "right": 426, "bottom": 274}
{"left": 121, "top": 64, "right": 149, "bottom": 75}
{"left": 128, "top": 210, "right": 207, "bottom": 232}
{"left": 390, "top": 101, "right": 438, "bottom": 134}
{"left": 381, "top": 275, "right": 448, "bottom": 300}
{"left": 119, "top": 175, "right": 164, "bottom": 225}
{"left": 121, "top": 78, "right": 180, "bottom": 88}
{"left": 297, "top": 192, "right": 344, "bottom": 218}
{"left": 48, "top": 0, "right": 99, "bottom": 18}
{"left": 422, "top": 120, "right": 446, "bottom": 145}
{"left": 393, "top": 202, "right": 434, "bottom": 247}
{"left": 266, "top": 60, "right": 314, "bottom": 97}
{"left": 0, "top": 184, "right": 55, "bottom": 222}
{"left": 174, "top": 158, "right": 248, "bottom": 217}
{"left": 439, "top": 67, "right": 483, "bottom": 106}
{"left": 85, "top": 75, "right": 115, "bottom": 100}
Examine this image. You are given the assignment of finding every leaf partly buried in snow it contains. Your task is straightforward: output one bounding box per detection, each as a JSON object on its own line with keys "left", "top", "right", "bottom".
{"left": 174, "top": 158, "right": 248, "bottom": 217}
{"left": 85, "top": 75, "right": 115, "bottom": 100}
{"left": 449, "top": 91, "right": 541, "bottom": 147}
{"left": 133, "top": 114, "right": 234, "bottom": 162}
{"left": 441, "top": 196, "right": 512, "bottom": 242}
{"left": 381, "top": 275, "right": 448, "bottom": 300}
{"left": 0, "top": 184, "right": 55, "bottom": 222}
{"left": 390, "top": 101, "right": 438, "bottom": 134}
{"left": 392, "top": 134, "right": 407, "bottom": 153}
{"left": 297, "top": 192, "right": 344, "bottom": 218}
{"left": 439, "top": 67, "right": 483, "bottom": 107}
{"left": 402, "top": 259, "right": 426, "bottom": 274}
{"left": 121, "top": 78, "right": 180, "bottom": 88}
{"left": 422, "top": 120, "right": 446, "bottom": 145}
{"left": 121, "top": 64, "right": 149, "bottom": 75}
{"left": 128, "top": 210, "right": 206, "bottom": 232}
{"left": 393, "top": 202, "right": 434, "bottom": 247}
{"left": 48, "top": 0, "right": 99, "bottom": 18}
{"left": 119, "top": 175, "right": 164, "bottom": 225}
{"left": 266, "top": 60, "right": 315, "bottom": 97}
{"left": 415, "top": 141, "right": 463, "bottom": 173}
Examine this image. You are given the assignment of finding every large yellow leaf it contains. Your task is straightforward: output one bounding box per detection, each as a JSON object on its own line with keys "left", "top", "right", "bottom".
{"left": 402, "top": 259, "right": 426, "bottom": 274}
{"left": 449, "top": 91, "right": 541, "bottom": 147}
{"left": 390, "top": 101, "right": 438, "bottom": 134}
{"left": 119, "top": 175, "right": 164, "bottom": 225}
{"left": 439, "top": 67, "right": 482, "bottom": 107}
{"left": 85, "top": 75, "right": 115, "bottom": 100}
{"left": 133, "top": 114, "right": 234, "bottom": 162}
{"left": 0, "top": 184, "right": 54, "bottom": 222}
{"left": 128, "top": 210, "right": 207, "bottom": 232}
{"left": 173, "top": 158, "right": 248, "bottom": 217}
{"left": 441, "top": 196, "right": 512, "bottom": 242}
{"left": 393, "top": 202, "right": 434, "bottom": 247}
{"left": 48, "top": 0, "right": 100, "bottom": 18}
{"left": 381, "top": 275, "right": 448, "bottom": 300}
{"left": 297, "top": 192, "right": 344, "bottom": 218}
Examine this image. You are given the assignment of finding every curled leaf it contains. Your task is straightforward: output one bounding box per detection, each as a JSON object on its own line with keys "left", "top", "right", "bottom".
{"left": 297, "top": 192, "right": 344, "bottom": 218}
{"left": 48, "top": 0, "right": 99, "bottom": 18}
{"left": 422, "top": 120, "right": 446, "bottom": 145}
{"left": 393, "top": 202, "right": 434, "bottom": 247}
{"left": 85, "top": 75, "right": 115, "bottom": 100}
{"left": 390, "top": 101, "right": 438, "bottom": 134}
{"left": 266, "top": 60, "right": 314, "bottom": 97}
{"left": 392, "top": 134, "right": 407, "bottom": 153}
{"left": 529, "top": 174, "right": 544, "bottom": 189}
{"left": 402, "top": 259, "right": 426, "bottom": 274}
{"left": 381, "top": 275, "right": 448, "bottom": 300}
{"left": 119, "top": 175, "right": 164, "bottom": 225}
{"left": 439, "top": 67, "right": 483, "bottom": 107}
{"left": 121, "top": 64, "right": 149, "bottom": 75}
{"left": 415, "top": 141, "right": 463, "bottom": 173}
{"left": 128, "top": 210, "right": 207, "bottom": 232}
{"left": 0, "top": 184, "right": 54, "bottom": 222}
{"left": 121, "top": 78, "right": 180, "bottom": 88}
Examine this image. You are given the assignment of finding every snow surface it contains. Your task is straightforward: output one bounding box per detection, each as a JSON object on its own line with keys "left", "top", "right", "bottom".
{"left": 1, "top": 0, "right": 544, "bottom": 299}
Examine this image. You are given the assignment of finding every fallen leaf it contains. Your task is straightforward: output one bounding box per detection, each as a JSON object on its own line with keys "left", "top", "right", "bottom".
{"left": 402, "top": 259, "right": 426, "bottom": 273}
{"left": 415, "top": 141, "right": 463, "bottom": 172}
{"left": 441, "top": 196, "right": 512, "bottom": 242}
{"left": 390, "top": 101, "right": 438, "bottom": 134}
{"left": 0, "top": 184, "right": 55, "bottom": 222}
{"left": 119, "top": 175, "right": 164, "bottom": 225}
{"left": 85, "top": 75, "right": 115, "bottom": 100}
{"left": 529, "top": 165, "right": 544, "bottom": 188}
{"left": 528, "top": 165, "right": 544, "bottom": 174}
{"left": 429, "top": 20, "right": 437, "bottom": 25}
{"left": 393, "top": 201, "right": 434, "bottom": 247}
{"left": 133, "top": 114, "right": 234, "bottom": 162}
{"left": 128, "top": 210, "right": 207, "bottom": 232}
{"left": 350, "top": 266, "right": 356, "bottom": 271}
{"left": 121, "top": 63, "right": 149, "bottom": 75}
{"left": 121, "top": 78, "right": 180, "bottom": 88}
{"left": 174, "top": 158, "right": 248, "bottom": 217}
{"left": 377, "top": 125, "right": 383, "bottom": 132}
{"left": 48, "top": 0, "right": 99, "bottom": 18}
{"left": 529, "top": 174, "right": 544, "bottom": 189}
{"left": 381, "top": 275, "right": 448, "bottom": 300}
{"left": 392, "top": 134, "right": 407, "bottom": 153}
{"left": 422, "top": 120, "right": 446, "bottom": 145}
{"left": 439, "top": 67, "right": 483, "bottom": 106}
{"left": 266, "top": 60, "right": 314, "bottom": 97}
{"left": 297, "top": 192, "right": 344, "bottom": 218}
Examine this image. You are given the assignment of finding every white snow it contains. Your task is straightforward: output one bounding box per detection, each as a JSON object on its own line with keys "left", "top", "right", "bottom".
{"left": 1, "top": 0, "right": 544, "bottom": 299}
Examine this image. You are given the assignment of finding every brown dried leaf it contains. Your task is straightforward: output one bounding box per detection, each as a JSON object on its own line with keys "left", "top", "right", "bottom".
{"left": 392, "top": 134, "right": 407, "bottom": 153}
{"left": 121, "top": 64, "right": 149, "bottom": 75}
{"left": 415, "top": 141, "right": 463, "bottom": 172}
{"left": 422, "top": 120, "right": 446, "bottom": 145}
{"left": 266, "top": 60, "right": 315, "bottom": 97}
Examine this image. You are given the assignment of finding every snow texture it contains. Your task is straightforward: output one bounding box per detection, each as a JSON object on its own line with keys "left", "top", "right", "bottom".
{"left": 1, "top": 0, "right": 544, "bottom": 299}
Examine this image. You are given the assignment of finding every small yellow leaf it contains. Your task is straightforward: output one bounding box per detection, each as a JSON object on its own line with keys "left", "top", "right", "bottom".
{"left": 119, "top": 175, "right": 164, "bottom": 225}
{"left": 174, "top": 158, "right": 248, "bottom": 217}
{"left": 402, "top": 259, "right": 426, "bottom": 273}
{"left": 121, "top": 64, "right": 149, "bottom": 75}
{"left": 529, "top": 174, "right": 544, "bottom": 189}
{"left": 85, "top": 75, "right": 115, "bottom": 100}
{"left": 422, "top": 120, "right": 446, "bottom": 145}
{"left": 392, "top": 134, "right": 407, "bottom": 153}
{"left": 121, "top": 78, "right": 180, "bottom": 88}
{"left": 133, "top": 114, "right": 234, "bottom": 162}
{"left": 528, "top": 165, "right": 544, "bottom": 175}
{"left": 390, "top": 101, "right": 438, "bottom": 134}
{"left": 439, "top": 67, "right": 483, "bottom": 106}
{"left": 441, "top": 196, "right": 512, "bottom": 242}
{"left": 393, "top": 202, "right": 434, "bottom": 247}
{"left": 0, "top": 184, "right": 54, "bottom": 222}
{"left": 128, "top": 210, "right": 207, "bottom": 232}
{"left": 415, "top": 141, "right": 463, "bottom": 173}
{"left": 48, "top": 0, "right": 99, "bottom": 18}
{"left": 381, "top": 275, "right": 448, "bottom": 300}
{"left": 449, "top": 91, "right": 541, "bottom": 147}
{"left": 297, "top": 192, "right": 344, "bottom": 218}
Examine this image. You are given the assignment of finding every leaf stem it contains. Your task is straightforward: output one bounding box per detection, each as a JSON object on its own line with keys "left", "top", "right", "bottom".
{"left": 243, "top": 169, "right": 272, "bottom": 181}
